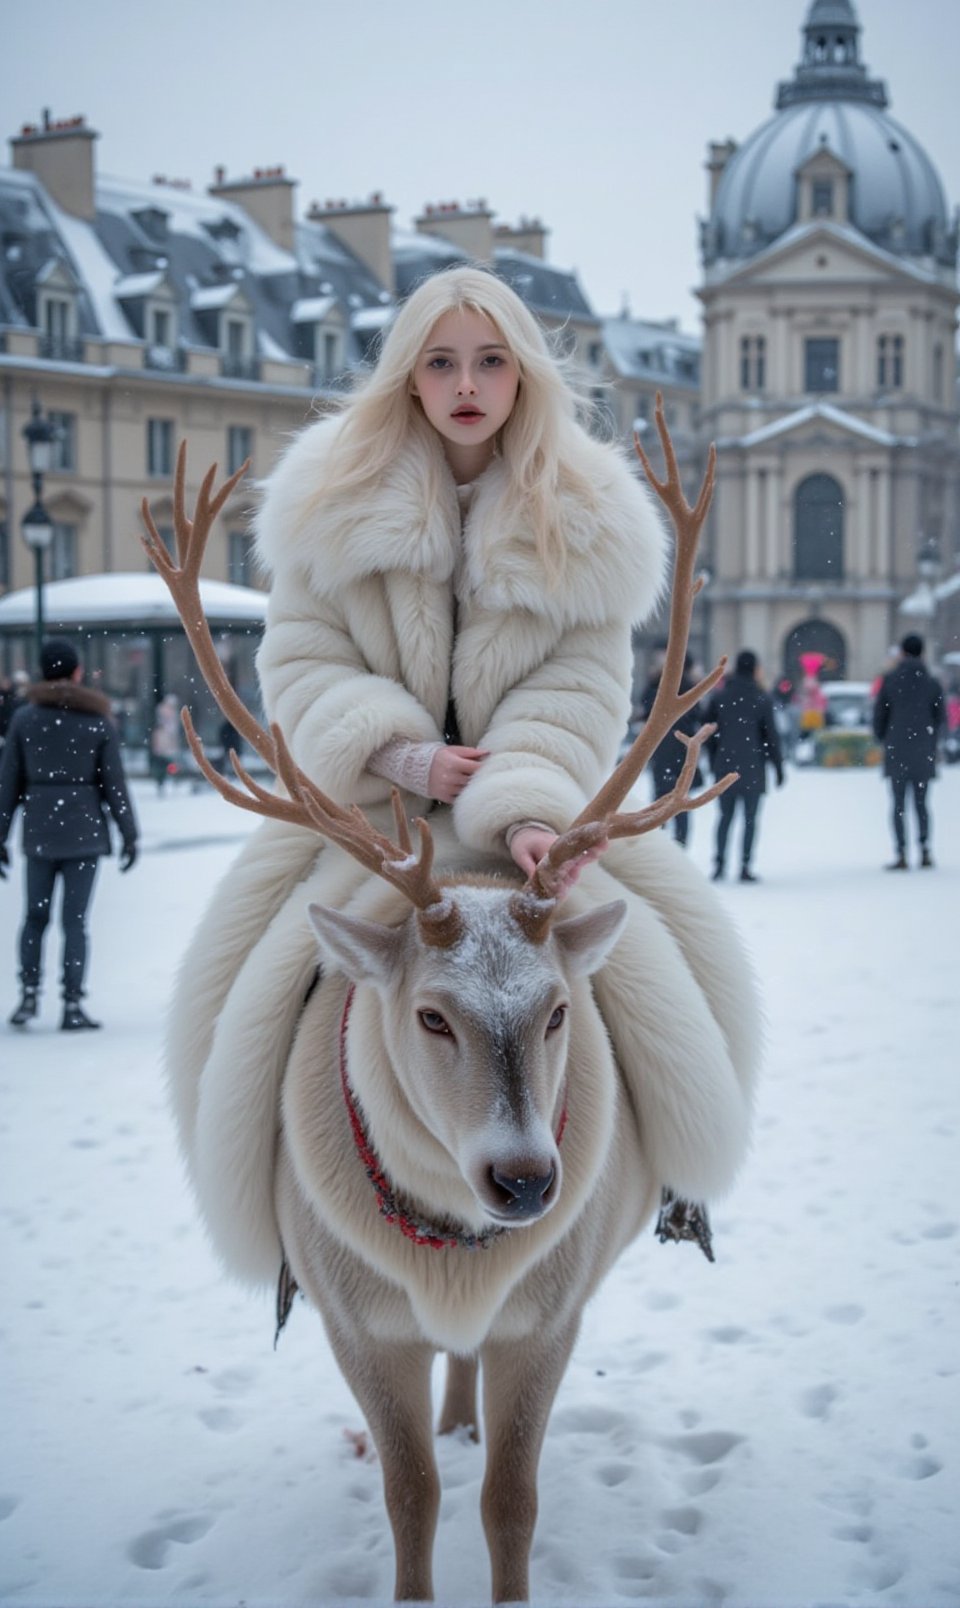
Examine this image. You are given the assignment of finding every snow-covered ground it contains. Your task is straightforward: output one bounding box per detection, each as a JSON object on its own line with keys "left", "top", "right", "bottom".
{"left": 1, "top": 764, "right": 958, "bottom": 1608}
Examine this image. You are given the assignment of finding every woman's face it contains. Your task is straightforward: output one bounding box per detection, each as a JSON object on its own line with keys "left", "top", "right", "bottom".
{"left": 411, "top": 308, "right": 520, "bottom": 479}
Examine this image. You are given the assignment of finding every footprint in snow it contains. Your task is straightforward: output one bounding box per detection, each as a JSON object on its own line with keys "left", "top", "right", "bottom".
{"left": 799, "top": 1383, "right": 838, "bottom": 1420}
{"left": 127, "top": 1513, "right": 213, "bottom": 1570}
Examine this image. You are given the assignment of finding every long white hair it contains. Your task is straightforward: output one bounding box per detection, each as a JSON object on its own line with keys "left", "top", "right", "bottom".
{"left": 305, "top": 266, "right": 599, "bottom": 576}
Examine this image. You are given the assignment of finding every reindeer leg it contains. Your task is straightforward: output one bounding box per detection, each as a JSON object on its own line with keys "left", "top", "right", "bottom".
{"left": 328, "top": 1329, "right": 440, "bottom": 1602}
{"left": 479, "top": 1316, "right": 580, "bottom": 1604}
{"left": 438, "top": 1352, "right": 480, "bottom": 1441}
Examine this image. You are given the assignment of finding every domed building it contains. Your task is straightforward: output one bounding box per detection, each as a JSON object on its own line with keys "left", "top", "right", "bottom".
{"left": 698, "top": 0, "right": 958, "bottom": 685}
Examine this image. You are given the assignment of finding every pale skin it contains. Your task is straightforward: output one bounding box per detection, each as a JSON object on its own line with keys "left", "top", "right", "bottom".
{"left": 409, "top": 308, "right": 605, "bottom": 888}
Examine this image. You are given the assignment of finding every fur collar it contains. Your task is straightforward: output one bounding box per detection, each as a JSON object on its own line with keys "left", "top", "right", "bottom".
{"left": 255, "top": 414, "right": 667, "bottom": 629}
{"left": 27, "top": 681, "right": 113, "bottom": 719}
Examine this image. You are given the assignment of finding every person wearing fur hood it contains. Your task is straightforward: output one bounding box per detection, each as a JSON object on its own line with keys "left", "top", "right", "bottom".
{"left": 0, "top": 638, "right": 138, "bottom": 1030}
{"left": 163, "top": 269, "right": 761, "bottom": 1288}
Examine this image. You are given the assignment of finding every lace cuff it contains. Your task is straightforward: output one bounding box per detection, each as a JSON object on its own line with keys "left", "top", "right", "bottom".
{"left": 367, "top": 736, "right": 443, "bottom": 798}
{"left": 505, "top": 819, "right": 554, "bottom": 851}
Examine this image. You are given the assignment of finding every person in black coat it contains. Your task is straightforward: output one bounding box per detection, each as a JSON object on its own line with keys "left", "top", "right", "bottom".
{"left": 635, "top": 653, "right": 703, "bottom": 847}
{"left": 0, "top": 638, "right": 139, "bottom": 1030}
{"left": 872, "top": 632, "right": 945, "bottom": 870}
{"left": 705, "top": 649, "right": 784, "bottom": 883}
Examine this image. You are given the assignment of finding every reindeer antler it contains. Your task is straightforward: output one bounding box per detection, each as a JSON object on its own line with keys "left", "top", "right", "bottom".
{"left": 515, "top": 395, "right": 736, "bottom": 936}
{"left": 141, "top": 444, "right": 461, "bottom": 946}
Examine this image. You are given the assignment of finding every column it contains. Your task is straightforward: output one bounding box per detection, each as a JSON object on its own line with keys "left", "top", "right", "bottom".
{"left": 765, "top": 466, "right": 781, "bottom": 579}
{"left": 876, "top": 470, "right": 892, "bottom": 579}
{"left": 745, "top": 466, "right": 760, "bottom": 579}
{"left": 856, "top": 464, "right": 872, "bottom": 580}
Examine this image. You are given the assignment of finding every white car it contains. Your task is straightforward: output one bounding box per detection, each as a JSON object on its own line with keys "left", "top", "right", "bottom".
{"left": 821, "top": 680, "right": 874, "bottom": 729}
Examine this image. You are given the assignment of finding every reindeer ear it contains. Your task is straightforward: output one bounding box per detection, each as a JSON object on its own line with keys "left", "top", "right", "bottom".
{"left": 307, "top": 904, "right": 405, "bottom": 984}
{"left": 551, "top": 900, "right": 628, "bottom": 976}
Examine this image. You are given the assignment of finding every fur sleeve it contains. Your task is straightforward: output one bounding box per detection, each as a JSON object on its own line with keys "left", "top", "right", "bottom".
{"left": 256, "top": 568, "right": 444, "bottom": 807}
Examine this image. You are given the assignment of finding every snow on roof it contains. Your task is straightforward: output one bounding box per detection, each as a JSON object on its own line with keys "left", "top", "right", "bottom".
{"left": 40, "top": 188, "right": 132, "bottom": 340}
{"left": 97, "top": 175, "right": 297, "bottom": 277}
{"left": 0, "top": 573, "right": 267, "bottom": 628}
{"left": 392, "top": 227, "right": 466, "bottom": 259}
{"left": 721, "top": 400, "right": 911, "bottom": 450}
{"left": 257, "top": 328, "right": 289, "bottom": 360}
{"left": 113, "top": 271, "right": 166, "bottom": 299}
{"left": 190, "top": 282, "right": 243, "bottom": 312}
{"left": 291, "top": 296, "right": 337, "bottom": 323}
{"left": 351, "top": 304, "right": 393, "bottom": 331}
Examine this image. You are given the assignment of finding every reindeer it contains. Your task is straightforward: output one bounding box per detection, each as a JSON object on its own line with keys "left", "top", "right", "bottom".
{"left": 141, "top": 402, "right": 759, "bottom": 1605}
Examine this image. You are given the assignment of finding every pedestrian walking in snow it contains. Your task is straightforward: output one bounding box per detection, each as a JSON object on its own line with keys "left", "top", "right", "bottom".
{"left": 705, "top": 649, "right": 784, "bottom": 883}
{"left": 149, "top": 694, "right": 181, "bottom": 792}
{"left": 634, "top": 652, "right": 703, "bottom": 847}
{"left": 872, "top": 632, "right": 945, "bottom": 870}
{"left": 0, "top": 638, "right": 139, "bottom": 1030}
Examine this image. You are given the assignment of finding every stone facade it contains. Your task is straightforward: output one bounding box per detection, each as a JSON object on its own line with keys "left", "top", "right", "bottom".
{"left": 698, "top": 0, "right": 959, "bottom": 682}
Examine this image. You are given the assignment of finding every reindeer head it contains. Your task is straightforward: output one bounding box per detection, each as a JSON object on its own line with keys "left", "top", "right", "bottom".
{"left": 308, "top": 885, "right": 627, "bottom": 1225}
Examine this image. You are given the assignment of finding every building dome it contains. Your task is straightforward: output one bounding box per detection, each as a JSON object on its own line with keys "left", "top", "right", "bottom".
{"left": 703, "top": 0, "right": 956, "bottom": 268}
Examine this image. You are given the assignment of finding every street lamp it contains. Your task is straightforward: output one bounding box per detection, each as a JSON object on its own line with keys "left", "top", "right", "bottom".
{"left": 20, "top": 400, "right": 57, "bottom": 672}
{"left": 916, "top": 535, "right": 942, "bottom": 588}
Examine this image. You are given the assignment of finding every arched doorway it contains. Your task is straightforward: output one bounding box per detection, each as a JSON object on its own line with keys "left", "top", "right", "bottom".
{"left": 793, "top": 474, "right": 844, "bottom": 580}
{"left": 783, "top": 618, "right": 847, "bottom": 685}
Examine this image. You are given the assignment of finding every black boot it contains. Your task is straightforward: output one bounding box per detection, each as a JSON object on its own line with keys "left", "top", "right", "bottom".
{"left": 60, "top": 995, "right": 101, "bottom": 1032}
{"left": 885, "top": 854, "right": 908, "bottom": 871}
{"left": 10, "top": 987, "right": 39, "bottom": 1027}
{"left": 740, "top": 866, "right": 760, "bottom": 883}
{"left": 920, "top": 847, "right": 934, "bottom": 869}
{"left": 711, "top": 863, "right": 725, "bottom": 881}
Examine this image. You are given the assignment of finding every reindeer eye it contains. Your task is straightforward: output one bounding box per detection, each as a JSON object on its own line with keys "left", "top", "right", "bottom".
{"left": 419, "top": 1009, "right": 453, "bottom": 1037}
{"left": 546, "top": 1005, "right": 567, "bottom": 1034}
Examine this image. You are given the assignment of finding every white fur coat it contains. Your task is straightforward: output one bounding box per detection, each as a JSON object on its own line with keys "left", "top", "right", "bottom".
{"left": 165, "top": 415, "right": 762, "bottom": 1288}
{"left": 254, "top": 413, "right": 667, "bottom": 851}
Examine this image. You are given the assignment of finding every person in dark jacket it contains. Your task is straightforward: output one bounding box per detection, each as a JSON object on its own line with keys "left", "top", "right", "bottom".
{"left": 635, "top": 652, "right": 703, "bottom": 847}
{"left": 705, "top": 649, "right": 784, "bottom": 883}
{"left": 0, "top": 638, "right": 139, "bottom": 1030}
{"left": 872, "top": 632, "right": 945, "bottom": 870}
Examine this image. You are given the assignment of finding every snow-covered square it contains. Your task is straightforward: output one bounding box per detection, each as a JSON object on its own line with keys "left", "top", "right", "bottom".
{"left": 1, "top": 764, "right": 958, "bottom": 1607}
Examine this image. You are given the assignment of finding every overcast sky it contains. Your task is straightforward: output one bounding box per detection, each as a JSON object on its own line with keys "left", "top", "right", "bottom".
{"left": 3, "top": 0, "right": 958, "bottom": 333}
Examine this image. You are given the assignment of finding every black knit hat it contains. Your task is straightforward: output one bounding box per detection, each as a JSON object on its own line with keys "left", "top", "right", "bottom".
{"left": 39, "top": 638, "right": 80, "bottom": 681}
{"left": 900, "top": 633, "right": 924, "bottom": 658}
{"left": 735, "top": 649, "right": 758, "bottom": 676}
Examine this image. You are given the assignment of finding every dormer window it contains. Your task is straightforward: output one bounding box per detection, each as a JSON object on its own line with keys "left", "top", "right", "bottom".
{"left": 36, "top": 261, "right": 82, "bottom": 360}
{"left": 150, "top": 306, "right": 173, "bottom": 349}
{"left": 225, "top": 317, "right": 248, "bottom": 359}
{"left": 292, "top": 295, "right": 347, "bottom": 386}
{"left": 190, "top": 281, "right": 257, "bottom": 377}
{"left": 812, "top": 180, "right": 834, "bottom": 217}
{"left": 796, "top": 147, "right": 851, "bottom": 225}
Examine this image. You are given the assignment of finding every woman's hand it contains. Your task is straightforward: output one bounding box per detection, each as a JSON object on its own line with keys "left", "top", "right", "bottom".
{"left": 508, "top": 826, "right": 608, "bottom": 892}
{"left": 428, "top": 745, "right": 489, "bottom": 803}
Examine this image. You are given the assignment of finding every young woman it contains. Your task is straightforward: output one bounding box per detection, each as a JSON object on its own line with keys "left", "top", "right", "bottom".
{"left": 253, "top": 266, "right": 667, "bottom": 886}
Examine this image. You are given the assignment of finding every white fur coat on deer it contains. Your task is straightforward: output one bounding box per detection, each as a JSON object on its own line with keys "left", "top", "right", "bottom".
{"left": 165, "top": 415, "right": 762, "bottom": 1286}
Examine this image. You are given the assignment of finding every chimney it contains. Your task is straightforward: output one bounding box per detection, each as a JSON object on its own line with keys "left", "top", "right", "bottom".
{"left": 208, "top": 165, "right": 297, "bottom": 253}
{"left": 705, "top": 140, "right": 737, "bottom": 208}
{"left": 11, "top": 111, "right": 99, "bottom": 220}
{"left": 307, "top": 194, "right": 395, "bottom": 295}
{"left": 493, "top": 216, "right": 549, "bottom": 261}
{"left": 415, "top": 200, "right": 495, "bottom": 263}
